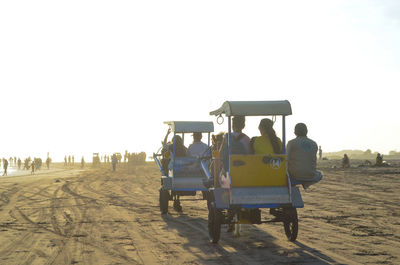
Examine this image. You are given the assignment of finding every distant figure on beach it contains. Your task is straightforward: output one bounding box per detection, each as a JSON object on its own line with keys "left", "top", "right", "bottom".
{"left": 64, "top": 156, "right": 67, "bottom": 167}
{"left": 46, "top": 157, "right": 51, "bottom": 169}
{"left": 18, "top": 158, "right": 21, "bottom": 170}
{"left": 287, "top": 123, "right": 322, "bottom": 189}
{"left": 318, "top": 146, "right": 322, "bottom": 160}
{"left": 24, "top": 158, "right": 31, "bottom": 170}
{"left": 68, "top": 155, "right": 71, "bottom": 166}
{"left": 31, "top": 160, "right": 35, "bottom": 174}
{"left": 375, "top": 153, "right": 386, "bottom": 167}
{"left": 9, "top": 157, "right": 13, "bottom": 166}
{"left": 111, "top": 154, "right": 118, "bottom": 172}
{"left": 342, "top": 154, "right": 350, "bottom": 168}
{"left": 3, "top": 159, "right": 8, "bottom": 176}
{"left": 72, "top": 156, "right": 75, "bottom": 166}
{"left": 81, "top": 157, "right": 85, "bottom": 168}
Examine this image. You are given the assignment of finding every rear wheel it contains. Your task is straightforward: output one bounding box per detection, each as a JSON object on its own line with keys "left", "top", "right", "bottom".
{"left": 159, "top": 189, "right": 169, "bottom": 214}
{"left": 208, "top": 202, "right": 222, "bottom": 243}
{"left": 283, "top": 207, "right": 298, "bottom": 242}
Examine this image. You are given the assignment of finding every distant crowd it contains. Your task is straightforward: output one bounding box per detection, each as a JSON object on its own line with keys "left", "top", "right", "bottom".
{"left": 1, "top": 156, "right": 52, "bottom": 176}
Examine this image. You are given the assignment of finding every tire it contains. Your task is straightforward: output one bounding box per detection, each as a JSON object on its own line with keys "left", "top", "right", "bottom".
{"left": 208, "top": 202, "right": 222, "bottom": 243}
{"left": 283, "top": 207, "right": 298, "bottom": 242}
{"left": 159, "top": 189, "right": 169, "bottom": 214}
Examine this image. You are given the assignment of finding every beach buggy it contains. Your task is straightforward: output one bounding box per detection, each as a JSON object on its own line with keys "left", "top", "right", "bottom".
{"left": 201, "top": 101, "right": 304, "bottom": 243}
{"left": 154, "top": 121, "right": 214, "bottom": 214}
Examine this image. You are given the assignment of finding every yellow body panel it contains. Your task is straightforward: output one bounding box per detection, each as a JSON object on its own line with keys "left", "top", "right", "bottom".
{"left": 230, "top": 154, "right": 287, "bottom": 187}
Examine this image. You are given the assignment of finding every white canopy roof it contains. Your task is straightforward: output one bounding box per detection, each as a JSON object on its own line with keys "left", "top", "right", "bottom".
{"left": 164, "top": 121, "right": 214, "bottom": 133}
{"left": 210, "top": 100, "right": 292, "bottom": 116}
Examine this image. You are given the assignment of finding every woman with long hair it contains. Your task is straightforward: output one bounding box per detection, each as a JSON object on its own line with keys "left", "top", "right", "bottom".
{"left": 251, "top": 118, "right": 282, "bottom": 154}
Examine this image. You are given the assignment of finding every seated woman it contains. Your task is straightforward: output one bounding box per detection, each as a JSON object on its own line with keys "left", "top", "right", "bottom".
{"left": 250, "top": 118, "right": 282, "bottom": 154}
{"left": 161, "top": 129, "right": 187, "bottom": 176}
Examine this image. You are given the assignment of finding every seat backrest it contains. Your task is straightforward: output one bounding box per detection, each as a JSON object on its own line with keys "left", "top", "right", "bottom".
{"left": 171, "top": 157, "right": 205, "bottom": 178}
{"left": 230, "top": 154, "right": 287, "bottom": 187}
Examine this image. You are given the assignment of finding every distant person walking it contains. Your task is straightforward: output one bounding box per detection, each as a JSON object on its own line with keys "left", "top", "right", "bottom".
{"left": 64, "top": 156, "right": 67, "bottom": 167}
{"left": 72, "top": 155, "right": 75, "bottom": 166}
{"left": 31, "top": 160, "right": 35, "bottom": 174}
{"left": 46, "top": 157, "right": 51, "bottom": 169}
{"left": 3, "top": 159, "right": 8, "bottom": 176}
{"left": 111, "top": 154, "right": 118, "bottom": 172}
{"left": 68, "top": 155, "right": 71, "bottom": 166}
{"left": 318, "top": 146, "right": 322, "bottom": 160}
{"left": 81, "top": 157, "right": 85, "bottom": 168}
{"left": 18, "top": 158, "right": 21, "bottom": 170}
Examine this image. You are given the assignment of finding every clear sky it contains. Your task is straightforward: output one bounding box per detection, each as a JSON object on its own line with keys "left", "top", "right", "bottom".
{"left": 1, "top": 0, "right": 399, "bottom": 161}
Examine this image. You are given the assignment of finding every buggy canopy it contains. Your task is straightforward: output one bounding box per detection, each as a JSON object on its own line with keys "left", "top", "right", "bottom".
{"left": 210, "top": 101, "right": 292, "bottom": 116}
{"left": 164, "top": 121, "right": 214, "bottom": 133}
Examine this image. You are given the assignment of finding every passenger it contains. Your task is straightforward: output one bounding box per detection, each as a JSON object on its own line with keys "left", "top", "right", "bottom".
{"left": 187, "top": 132, "right": 209, "bottom": 157}
{"left": 162, "top": 128, "right": 187, "bottom": 157}
{"left": 220, "top": 115, "right": 251, "bottom": 155}
{"left": 250, "top": 118, "right": 282, "bottom": 154}
{"left": 287, "top": 123, "right": 322, "bottom": 189}
{"left": 220, "top": 116, "right": 250, "bottom": 176}
{"left": 342, "top": 154, "right": 350, "bottom": 168}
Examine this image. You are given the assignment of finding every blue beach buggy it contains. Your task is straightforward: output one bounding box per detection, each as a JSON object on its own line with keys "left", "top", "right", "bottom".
{"left": 154, "top": 121, "right": 214, "bottom": 214}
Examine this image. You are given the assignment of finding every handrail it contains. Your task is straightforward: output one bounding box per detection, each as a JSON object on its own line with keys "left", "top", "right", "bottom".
{"left": 153, "top": 153, "right": 166, "bottom": 176}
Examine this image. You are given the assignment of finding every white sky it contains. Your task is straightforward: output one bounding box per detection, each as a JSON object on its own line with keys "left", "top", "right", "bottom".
{"left": 1, "top": 0, "right": 399, "bottom": 161}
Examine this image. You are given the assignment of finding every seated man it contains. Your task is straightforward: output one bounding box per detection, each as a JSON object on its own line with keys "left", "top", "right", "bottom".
{"left": 375, "top": 153, "right": 383, "bottom": 166}
{"left": 342, "top": 154, "right": 350, "bottom": 168}
{"left": 187, "top": 132, "right": 210, "bottom": 157}
{"left": 287, "top": 123, "right": 322, "bottom": 189}
{"left": 220, "top": 116, "right": 251, "bottom": 171}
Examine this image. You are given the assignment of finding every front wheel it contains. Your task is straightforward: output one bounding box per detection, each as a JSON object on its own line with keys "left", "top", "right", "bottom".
{"left": 208, "top": 202, "right": 222, "bottom": 243}
{"left": 159, "top": 189, "right": 170, "bottom": 214}
{"left": 283, "top": 207, "right": 298, "bottom": 242}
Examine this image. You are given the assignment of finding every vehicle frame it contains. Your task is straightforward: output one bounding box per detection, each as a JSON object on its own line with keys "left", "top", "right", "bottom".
{"left": 201, "top": 100, "right": 304, "bottom": 243}
{"left": 154, "top": 121, "right": 214, "bottom": 214}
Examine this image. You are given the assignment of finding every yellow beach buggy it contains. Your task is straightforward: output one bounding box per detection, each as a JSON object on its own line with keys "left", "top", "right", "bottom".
{"left": 200, "top": 101, "right": 304, "bottom": 243}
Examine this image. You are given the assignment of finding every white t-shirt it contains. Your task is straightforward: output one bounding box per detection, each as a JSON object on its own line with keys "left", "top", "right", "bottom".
{"left": 187, "top": 142, "right": 209, "bottom": 157}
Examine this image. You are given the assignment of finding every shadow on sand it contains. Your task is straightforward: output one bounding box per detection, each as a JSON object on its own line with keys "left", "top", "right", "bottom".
{"left": 162, "top": 211, "right": 340, "bottom": 265}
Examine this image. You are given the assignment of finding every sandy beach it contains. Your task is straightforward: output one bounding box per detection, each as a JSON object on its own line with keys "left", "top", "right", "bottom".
{"left": 0, "top": 160, "right": 399, "bottom": 264}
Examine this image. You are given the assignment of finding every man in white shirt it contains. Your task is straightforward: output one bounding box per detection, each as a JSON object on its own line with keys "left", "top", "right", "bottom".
{"left": 187, "top": 132, "right": 209, "bottom": 157}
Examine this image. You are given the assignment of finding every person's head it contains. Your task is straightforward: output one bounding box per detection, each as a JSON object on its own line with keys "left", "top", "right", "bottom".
{"left": 232, "top": 116, "right": 245, "bottom": 132}
{"left": 258, "top": 118, "right": 274, "bottom": 136}
{"left": 173, "top": 135, "right": 184, "bottom": 146}
{"left": 294, "top": 123, "right": 308, "bottom": 137}
{"left": 258, "top": 118, "right": 282, "bottom": 154}
{"left": 192, "top": 132, "right": 202, "bottom": 142}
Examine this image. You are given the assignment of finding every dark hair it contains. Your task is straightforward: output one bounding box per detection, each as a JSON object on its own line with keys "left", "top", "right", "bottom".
{"left": 193, "top": 132, "right": 202, "bottom": 141}
{"left": 294, "top": 123, "right": 308, "bottom": 137}
{"left": 232, "top": 116, "right": 245, "bottom": 131}
{"left": 259, "top": 118, "right": 281, "bottom": 154}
